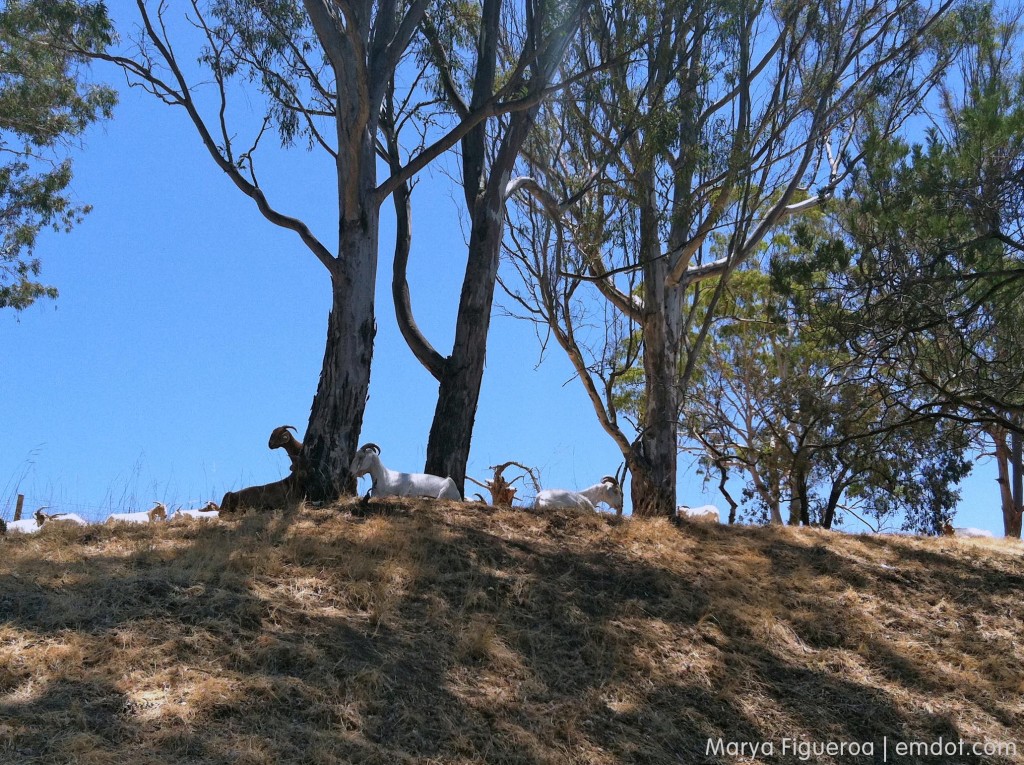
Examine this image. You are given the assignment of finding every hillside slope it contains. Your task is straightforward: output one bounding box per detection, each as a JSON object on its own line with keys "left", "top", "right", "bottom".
{"left": 2, "top": 500, "right": 1022, "bottom": 764}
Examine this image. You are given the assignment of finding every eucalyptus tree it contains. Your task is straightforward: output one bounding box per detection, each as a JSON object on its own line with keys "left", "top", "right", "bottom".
{"left": 73, "top": 0, "right": 565, "bottom": 500}
{"left": 0, "top": 0, "right": 115, "bottom": 311}
{"left": 505, "top": 0, "right": 957, "bottom": 516}
{"left": 388, "top": 0, "right": 590, "bottom": 492}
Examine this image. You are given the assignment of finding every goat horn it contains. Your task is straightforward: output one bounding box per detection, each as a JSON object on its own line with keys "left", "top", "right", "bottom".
{"left": 615, "top": 461, "right": 627, "bottom": 485}
{"left": 282, "top": 425, "right": 297, "bottom": 432}
{"left": 359, "top": 443, "right": 381, "bottom": 454}
{"left": 601, "top": 475, "right": 618, "bottom": 486}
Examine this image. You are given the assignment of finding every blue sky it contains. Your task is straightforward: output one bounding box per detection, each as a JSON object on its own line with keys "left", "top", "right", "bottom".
{"left": 0, "top": 3, "right": 1006, "bottom": 531}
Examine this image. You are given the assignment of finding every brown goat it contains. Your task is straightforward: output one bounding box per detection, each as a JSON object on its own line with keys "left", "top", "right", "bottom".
{"left": 268, "top": 425, "right": 305, "bottom": 475}
{"left": 219, "top": 474, "right": 304, "bottom": 515}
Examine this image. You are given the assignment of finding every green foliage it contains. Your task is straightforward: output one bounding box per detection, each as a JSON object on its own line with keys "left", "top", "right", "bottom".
{"left": 0, "top": 0, "right": 115, "bottom": 310}
{"left": 203, "top": 0, "right": 325, "bottom": 149}
{"left": 686, "top": 261, "right": 972, "bottom": 533}
{"left": 781, "top": 3, "right": 1024, "bottom": 425}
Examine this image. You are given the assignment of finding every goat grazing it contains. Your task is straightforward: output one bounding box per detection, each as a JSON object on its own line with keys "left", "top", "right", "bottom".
{"left": 220, "top": 476, "right": 303, "bottom": 515}
{"left": 535, "top": 475, "right": 624, "bottom": 515}
{"left": 269, "top": 425, "right": 304, "bottom": 474}
{"left": 106, "top": 502, "right": 168, "bottom": 524}
{"left": 676, "top": 504, "right": 721, "bottom": 523}
{"left": 350, "top": 443, "right": 462, "bottom": 500}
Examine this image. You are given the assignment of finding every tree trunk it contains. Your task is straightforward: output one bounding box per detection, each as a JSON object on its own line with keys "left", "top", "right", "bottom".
{"left": 302, "top": 217, "right": 378, "bottom": 502}
{"left": 991, "top": 427, "right": 1023, "bottom": 539}
{"left": 631, "top": 188, "right": 683, "bottom": 517}
{"left": 1012, "top": 430, "right": 1023, "bottom": 538}
{"left": 821, "top": 480, "right": 844, "bottom": 530}
{"left": 787, "top": 466, "right": 812, "bottom": 525}
{"left": 423, "top": 101, "right": 537, "bottom": 491}
{"left": 631, "top": 321, "right": 682, "bottom": 516}
{"left": 787, "top": 476, "right": 803, "bottom": 525}
{"left": 423, "top": 192, "right": 505, "bottom": 493}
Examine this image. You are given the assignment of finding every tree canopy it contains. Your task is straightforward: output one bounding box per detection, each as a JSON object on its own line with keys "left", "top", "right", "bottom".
{"left": 0, "top": 0, "right": 115, "bottom": 311}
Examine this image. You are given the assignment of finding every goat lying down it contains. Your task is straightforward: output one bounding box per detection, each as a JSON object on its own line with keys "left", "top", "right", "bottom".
{"left": 6, "top": 508, "right": 87, "bottom": 532}
{"left": 676, "top": 504, "right": 721, "bottom": 523}
{"left": 350, "top": 443, "right": 462, "bottom": 500}
{"left": 38, "top": 510, "right": 89, "bottom": 526}
{"left": 173, "top": 501, "right": 220, "bottom": 520}
{"left": 106, "top": 502, "right": 168, "bottom": 524}
{"left": 534, "top": 476, "right": 624, "bottom": 515}
{"left": 220, "top": 475, "right": 303, "bottom": 515}
{"left": 942, "top": 522, "right": 995, "bottom": 538}
{"left": 6, "top": 517, "right": 44, "bottom": 534}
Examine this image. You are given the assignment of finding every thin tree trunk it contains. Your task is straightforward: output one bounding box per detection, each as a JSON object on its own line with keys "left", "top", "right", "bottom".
{"left": 821, "top": 478, "right": 845, "bottom": 530}
{"left": 716, "top": 461, "right": 739, "bottom": 524}
{"left": 787, "top": 467, "right": 811, "bottom": 525}
{"left": 991, "top": 427, "right": 1023, "bottom": 538}
{"left": 1012, "top": 430, "right": 1023, "bottom": 538}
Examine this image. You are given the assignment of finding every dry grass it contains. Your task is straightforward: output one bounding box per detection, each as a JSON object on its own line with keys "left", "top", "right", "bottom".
{"left": 2, "top": 500, "right": 1022, "bottom": 764}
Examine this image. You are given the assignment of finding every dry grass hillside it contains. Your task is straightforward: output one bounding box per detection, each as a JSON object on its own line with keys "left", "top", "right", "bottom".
{"left": 2, "top": 499, "right": 1023, "bottom": 765}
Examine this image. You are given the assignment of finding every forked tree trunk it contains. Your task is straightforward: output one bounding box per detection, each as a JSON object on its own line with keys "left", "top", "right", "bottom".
{"left": 302, "top": 217, "right": 379, "bottom": 501}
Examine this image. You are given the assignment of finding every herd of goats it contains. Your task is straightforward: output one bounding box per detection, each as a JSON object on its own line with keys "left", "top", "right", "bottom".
{"left": 2, "top": 424, "right": 688, "bottom": 535}
{"left": 2, "top": 425, "right": 999, "bottom": 537}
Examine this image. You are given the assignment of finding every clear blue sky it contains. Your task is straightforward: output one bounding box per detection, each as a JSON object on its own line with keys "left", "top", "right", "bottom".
{"left": 0, "top": 2, "right": 1005, "bottom": 532}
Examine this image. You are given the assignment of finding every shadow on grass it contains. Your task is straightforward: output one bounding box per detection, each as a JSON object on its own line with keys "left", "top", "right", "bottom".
{"left": 0, "top": 503, "right": 1021, "bottom": 764}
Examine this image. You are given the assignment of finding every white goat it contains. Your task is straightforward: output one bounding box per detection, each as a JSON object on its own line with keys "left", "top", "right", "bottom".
{"left": 949, "top": 526, "right": 995, "bottom": 538}
{"left": 106, "top": 502, "right": 168, "bottom": 524}
{"left": 350, "top": 443, "right": 462, "bottom": 500}
{"left": 6, "top": 518, "right": 44, "bottom": 534}
{"left": 6, "top": 507, "right": 89, "bottom": 533}
{"left": 173, "top": 501, "right": 220, "bottom": 520}
{"left": 4, "top": 506, "right": 48, "bottom": 534}
{"left": 39, "top": 511, "right": 89, "bottom": 526}
{"left": 676, "top": 504, "right": 721, "bottom": 523}
{"left": 534, "top": 476, "right": 624, "bottom": 515}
